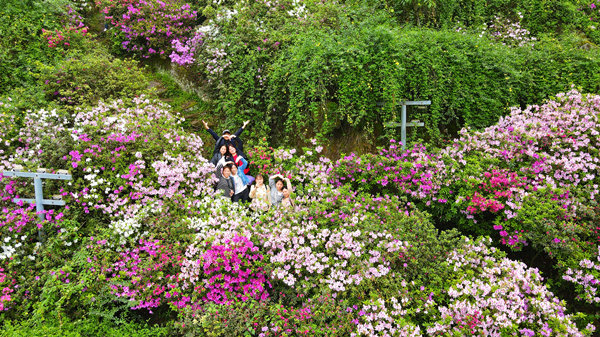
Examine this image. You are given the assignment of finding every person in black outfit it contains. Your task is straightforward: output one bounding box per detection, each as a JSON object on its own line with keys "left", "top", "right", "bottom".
{"left": 211, "top": 145, "right": 228, "bottom": 166}
{"left": 203, "top": 120, "right": 250, "bottom": 159}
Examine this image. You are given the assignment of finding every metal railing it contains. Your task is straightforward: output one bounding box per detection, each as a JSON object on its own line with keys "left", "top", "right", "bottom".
{"left": 2, "top": 167, "right": 72, "bottom": 241}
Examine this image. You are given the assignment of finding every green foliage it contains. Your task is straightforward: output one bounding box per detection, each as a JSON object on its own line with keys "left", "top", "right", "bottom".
{"left": 270, "top": 25, "right": 600, "bottom": 145}
{"left": 0, "top": 0, "right": 66, "bottom": 95}
{"left": 189, "top": 0, "right": 600, "bottom": 149}
{"left": 39, "top": 51, "right": 151, "bottom": 110}
{"left": 378, "top": 0, "right": 596, "bottom": 43}
{"left": 1, "top": 318, "right": 171, "bottom": 337}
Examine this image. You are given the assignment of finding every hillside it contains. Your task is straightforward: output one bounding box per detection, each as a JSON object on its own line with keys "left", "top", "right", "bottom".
{"left": 1, "top": 0, "right": 600, "bottom": 335}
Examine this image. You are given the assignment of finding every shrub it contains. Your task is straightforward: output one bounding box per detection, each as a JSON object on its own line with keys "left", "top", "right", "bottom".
{"left": 1, "top": 317, "right": 171, "bottom": 337}
{"left": 40, "top": 52, "right": 150, "bottom": 110}
{"left": 183, "top": 234, "right": 270, "bottom": 306}
{"left": 97, "top": 0, "right": 199, "bottom": 59}
{"left": 184, "top": 0, "right": 600, "bottom": 148}
{"left": 331, "top": 89, "right": 600, "bottom": 310}
{"left": 0, "top": 0, "right": 65, "bottom": 95}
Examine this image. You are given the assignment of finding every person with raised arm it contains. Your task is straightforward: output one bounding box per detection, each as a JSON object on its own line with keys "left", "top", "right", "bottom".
{"left": 269, "top": 173, "right": 292, "bottom": 206}
{"left": 281, "top": 187, "right": 295, "bottom": 209}
{"left": 202, "top": 120, "right": 250, "bottom": 159}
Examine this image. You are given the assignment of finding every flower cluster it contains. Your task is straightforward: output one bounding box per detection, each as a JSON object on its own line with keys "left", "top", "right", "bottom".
{"left": 247, "top": 137, "right": 276, "bottom": 175}
{"left": 353, "top": 298, "right": 423, "bottom": 337}
{"left": 428, "top": 238, "right": 596, "bottom": 336}
{"left": 170, "top": 32, "right": 204, "bottom": 66}
{"left": 187, "top": 234, "right": 270, "bottom": 305}
{"left": 563, "top": 245, "right": 600, "bottom": 304}
{"left": 0, "top": 267, "right": 15, "bottom": 311}
{"left": 61, "top": 96, "right": 217, "bottom": 219}
{"left": 255, "top": 192, "right": 413, "bottom": 293}
{"left": 98, "top": 0, "right": 198, "bottom": 58}
{"left": 0, "top": 175, "right": 64, "bottom": 261}
{"left": 106, "top": 239, "right": 180, "bottom": 313}
{"left": 204, "top": 47, "right": 232, "bottom": 79}
{"left": 331, "top": 142, "right": 447, "bottom": 200}
{"left": 41, "top": 6, "right": 88, "bottom": 49}
{"left": 483, "top": 14, "right": 536, "bottom": 47}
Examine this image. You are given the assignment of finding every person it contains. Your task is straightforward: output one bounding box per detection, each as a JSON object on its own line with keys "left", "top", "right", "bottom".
{"left": 215, "top": 163, "right": 235, "bottom": 200}
{"left": 249, "top": 174, "right": 270, "bottom": 210}
{"left": 230, "top": 164, "right": 250, "bottom": 203}
{"left": 269, "top": 174, "right": 292, "bottom": 206}
{"left": 211, "top": 145, "right": 228, "bottom": 166}
{"left": 228, "top": 145, "right": 252, "bottom": 182}
{"left": 281, "top": 187, "right": 294, "bottom": 208}
{"left": 203, "top": 120, "right": 250, "bottom": 159}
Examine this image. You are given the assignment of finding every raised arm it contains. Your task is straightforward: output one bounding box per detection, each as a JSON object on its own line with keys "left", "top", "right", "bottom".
{"left": 232, "top": 120, "right": 249, "bottom": 137}
{"left": 207, "top": 128, "right": 220, "bottom": 141}
{"left": 215, "top": 163, "right": 224, "bottom": 180}
{"left": 269, "top": 174, "right": 279, "bottom": 190}
{"left": 284, "top": 178, "right": 292, "bottom": 191}
{"left": 238, "top": 156, "right": 248, "bottom": 171}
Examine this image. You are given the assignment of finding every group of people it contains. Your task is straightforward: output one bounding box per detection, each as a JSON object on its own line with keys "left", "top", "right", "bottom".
{"left": 203, "top": 120, "right": 294, "bottom": 209}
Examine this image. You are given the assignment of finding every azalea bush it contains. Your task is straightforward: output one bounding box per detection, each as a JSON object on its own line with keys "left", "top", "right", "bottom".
{"left": 332, "top": 89, "right": 600, "bottom": 310}
{"left": 41, "top": 6, "right": 89, "bottom": 50}
{"left": 97, "top": 0, "right": 200, "bottom": 58}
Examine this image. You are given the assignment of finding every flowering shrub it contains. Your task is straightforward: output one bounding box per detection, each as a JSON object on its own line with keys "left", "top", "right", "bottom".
{"left": 41, "top": 6, "right": 89, "bottom": 49}
{"left": 0, "top": 175, "right": 65, "bottom": 261}
{"left": 170, "top": 32, "right": 204, "bottom": 66}
{"left": 97, "top": 0, "right": 199, "bottom": 59}
{"left": 331, "top": 142, "right": 447, "bottom": 199}
{"left": 483, "top": 14, "right": 536, "bottom": 47}
{"left": 1, "top": 90, "right": 598, "bottom": 333}
{"left": 183, "top": 234, "right": 270, "bottom": 305}
{"left": 180, "top": 294, "right": 356, "bottom": 336}
{"left": 247, "top": 137, "right": 276, "bottom": 176}
{"left": 332, "top": 89, "right": 600, "bottom": 309}
{"left": 0, "top": 267, "right": 16, "bottom": 311}
{"left": 106, "top": 239, "right": 181, "bottom": 313}
{"left": 63, "top": 96, "right": 217, "bottom": 219}
{"left": 427, "top": 238, "right": 596, "bottom": 336}
{"left": 353, "top": 298, "right": 423, "bottom": 336}
{"left": 563, "top": 246, "right": 600, "bottom": 304}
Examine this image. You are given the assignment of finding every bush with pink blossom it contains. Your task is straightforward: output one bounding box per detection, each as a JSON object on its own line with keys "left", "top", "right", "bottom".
{"left": 331, "top": 89, "right": 600, "bottom": 313}
{"left": 97, "top": 0, "right": 199, "bottom": 59}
